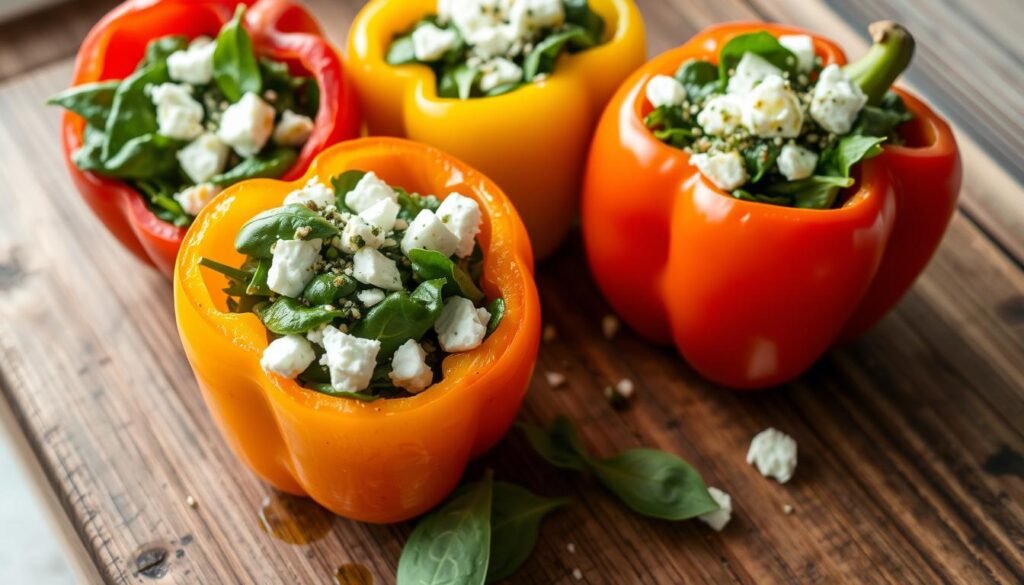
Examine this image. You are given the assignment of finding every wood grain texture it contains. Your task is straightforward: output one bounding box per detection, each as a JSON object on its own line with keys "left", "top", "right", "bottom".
{"left": 0, "top": 0, "right": 1022, "bottom": 584}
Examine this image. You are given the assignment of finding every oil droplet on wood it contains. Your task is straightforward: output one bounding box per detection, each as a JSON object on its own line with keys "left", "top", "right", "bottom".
{"left": 257, "top": 491, "right": 332, "bottom": 544}
{"left": 335, "top": 563, "right": 374, "bottom": 585}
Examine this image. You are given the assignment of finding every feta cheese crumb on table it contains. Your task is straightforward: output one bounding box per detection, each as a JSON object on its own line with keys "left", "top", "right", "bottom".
{"left": 283, "top": 178, "right": 335, "bottom": 208}
{"left": 272, "top": 110, "right": 314, "bottom": 146}
{"left": 167, "top": 36, "right": 216, "bottom": 85}
{"left": 545, "top": 371, "right": 566, "bottom": 388}
{"left": 436, "top": 193, "right": 482, "bottom": 257}
{"left": 345, "top": 171, "right": 398, "bottom": 213}
{"left": 267, "top": 238, "right": 322, "bottom": 297}
{"left": 401, "top": 209, "right": 460, "bottom": 256}
{"left": 177, "top": 133, "right": 229, "bottom": 184}
{"left": 646, "top": 74, "right": 687, "bottom": 108}
{"left": 810, "top": 64, "right": 868, "bottom": 135}
{"left": 173, "top": 183, "right": 221, "bottom": 217}
{"left": 698, "top": 486, "right": 732, "bottom": 531}
{"left": 217, "top": 92, "right": 276, "bottom": 157}
{"left": 352, "top": 247, "right": 403, "bottom": 290}
{"left": 389, "top": 339, "right": 433, "bottom": 393}
{"left": 150, "top": 82, "right": 205, "bottom": 140}
{"left": 260, "top": 335, "right": 316, "bottom": 378}
{"left": 690, "top": 151, "right": 749, "bottom": 191}
{"left": 747, "top": 427, "right": 798, "bottom": 483}
{"left": 412, "top": 23, "right": 458, "bottom": 61}
{"left": 320, "top": 326, "right": 381, "bottom": 392}
{"left": 435, "top": 296, "right": 489, "bottom": 352}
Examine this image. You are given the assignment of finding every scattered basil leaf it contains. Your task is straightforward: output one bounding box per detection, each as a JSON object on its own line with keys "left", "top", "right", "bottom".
{"left": 246, "top": 258, "right": 272, "bottom": 296}
{"left": 717, "top": 31, "right": 798, "bottom": 90}
{"left": 590, "top": 449, "right": 719, "bottom": 520}
{"left": 523, "top": 26, "right": 596, "bottom": 81}
{"left": 213, "top": 5, "right": 262, "bottom": 102}
{"left": 350, "top": 279, "right": 445, "bottom": 356}
{"left": 257, "top": 297, "right": 346, "bottom": 334}
{"left": 234, "top": 205, "right": 338, "bottom": 257}
{"left": 486, "top": 483, "right": 568, "bottom": 583}
{"left": 303, "top": 273, "right": 357, "bottom": 305}
{"left": 46, "top": 81, "right": 119, "bottom": 128}
{"left": 397, "top": 472, "right": 493, "bottom": 585}
{"left": 518, "top": 416, "right": 591, "bottom": 472}
{"left": 210, "top": 148, "right": 297, "bottom": 186}
{"left": 485, "top": 298, "right": 505, "bottom": 336}
{"left": 408, "top": 248, "right": 485, "bottom": 302}
{"left": 674, "top": 59, "right": 719, "bottom": 100}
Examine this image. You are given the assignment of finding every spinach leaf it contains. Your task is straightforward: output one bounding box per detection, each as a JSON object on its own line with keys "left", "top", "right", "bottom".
{"left": 386, "top": 33, "right": 418, "bottom": 66}
{"left": 718, "top": 31, "right": 798, "bottom": 90}
{"left": 397, "top": 472, "right": 493, "bottom": 585}
{"left": 199, "top": 256, "right": 252, "bottom": 282}
{"left": 523, "top": 26, "right": 596, "bottom": 81}
{"left": 102, "top": 62, "right": 168, "bottom": 160}
{"left": 303, "top": 273, "right": 357, "bottom": 305}
{"left": 853, "top": 92, "right": 912, "bottom": 138}
{"left": 397, "top": 190, "right": 440, "bottom": 220}
{"left": 213, "top": 5, "right": 262, "bottom": 102}
{"left": 257, "top": 297, "right": 346, "bottom": 334}
{"left": 408, "top": 248, "right": 484, "bottom": 302}
{"left": 486, "top": 483, "right": 567, "bottom": 583}
{"left": 732, "top": 189, "right": 792, "bottom": 206}
{"left": 210, "top": 148, "right": 297, "bottom": 186}
{"left": 518, "top": 416, "right": 591, "bottom": 471}
{"left": 563, "top": 0, "right": 605, "bottom": 41}
{"left": 246, "top": 258, "right": 272, "bottom": 296}
{"left": 306, "top": 383, "right": 381, "bottom": 401}
{"left": 141, "top": 36, "right": 188, "bottom": 67}
{"left": 821, "top": 135, "right": 885, "bottom": 177}
{"left": 137, "top": 178, "right": 190, "bottom": 226}
{"left": 590, "top": 449, "right": 719, "bottom": 520}
{"left": 485, "top": 297, "right": 505, "bottom": 336}
{"left": 234, "top": 204, "right": 338, "bottom": 257}
{"left": 330, "top": 169, "right": 366, "bottom": 210}
{"left": 47, "top": 81, "right": 119, "bottom": 128}
{"left": 743, "top": 142, "right": 781, "bottom": 183}
{"left": 98, "top": 133, "right": 183, "bottom": 179}
{"left": 439, "top": 64, "right": 481, "bottom": 99}
{"left": 761, "top": 175, "right": 854, "bottom": 210}
{"left": 350, "top": 279, "right": 445, "bottom": 356}
{"left": 674, "top": 59, "right": 719, "bottom": 100}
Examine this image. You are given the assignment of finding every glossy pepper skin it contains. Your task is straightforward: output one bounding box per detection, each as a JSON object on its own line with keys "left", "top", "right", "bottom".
{"left": 345, "top": 0, "right": 646, "bottom": 260}
{"left": 582, "top": 23, "right": 961, "bottom": 389}
{"left": 60, "top": 0, "right": 362, "bottom": 277}
{"left": 175, "top": 138, "right": 541, "bottom": 523}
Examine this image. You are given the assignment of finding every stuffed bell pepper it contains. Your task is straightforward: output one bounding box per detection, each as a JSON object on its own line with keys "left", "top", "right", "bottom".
{"left": 174, "top": 137, "right": 540, "bottom": 522}
{"left": 51, "top": 0, "right": 362, "bottom": 276}
{"left": 346, "top": 0, "right": 646, "bottom": 259}
{"left": 582, "top": 22, "right": 961, "bottom": 389}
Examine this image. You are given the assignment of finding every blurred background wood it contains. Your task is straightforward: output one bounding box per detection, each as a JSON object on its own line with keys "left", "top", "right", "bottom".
{"left": 0, "top": 0, "right": 1021, "bottom": 583}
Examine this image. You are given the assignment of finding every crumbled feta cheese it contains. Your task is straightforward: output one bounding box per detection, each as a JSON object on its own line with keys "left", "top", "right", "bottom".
{"left": 389, "top": 339, "right": 433, "bottom": 393}
{"left": 646, "top": 74, "right": 687, "bottom": 108}
{"left": 435, "top": 193, "right": 481, "bottom": 258}
{"left": 342, "top": 215, "right": 385, "bottom": 251}
{"left": 283, "top": 178, "right": 335, "bottom": 208}
{"left": 150, "top": 83, "right": 204, "bottom": 140}
{"left": 272, "top": 110, "right": 314, "bottom": 146}
{"left": 696, "top": 94, "right": 743, "bottom": 136}
{"left": 412, "top": 22, "right": 459, "bottom": 61}
{"left": 319, "top": 326, "right": 380, "bottom": 392}
{"left": 167, "top": 36, "right": 216, "bottom": 85}
{"left": 698, "top": 487, "right": 732, "bottom": 531}
{"left": 306, "top": 324, "right": 327, "bottom": 345}
{"left": 260, "top": 334, "right": 316, "bottom": 378}
{"left": 217, "top": 92, "right": 276, "bottom": 157}
{"left": 267, "top": 238, "right": 322, "bottom": 297}
{"left": 810, "top": 64, "right": 868, "bottom": 135}
{"left": 545, "top": 371, "right": 566, "bottom": 388}
{"left": 401, "top": 209, "right": 460, "bottom": 256}
{"left": 778, "top": 34, "right": 815, "bottom": 72}
{"left": 479, "top": 58, "right": 523, "bottom": 93}
{"left": 173, "top": 183, "right": 221, "bottom": 216}
{"left": 352, "top": 247, "right": 403, "bottom": 290}
{"left": 727, "top": 52, "right": 784, "bottom": 95}
{"left": 777, "top": 144, "right": 818, "bottom": 181}
{"left": 465, "top": 25, "right": 514, "bottom": 60}
{"left": 476, "top": 306, "right": 491, "bottom": 327}
{"left": 747, "top": 427, "right": 798, "bottom": 483}
{"left": 345, "top": 171, "right": 398, "bottom": 213}
{"left": 357, "top": 288, "right": 387, "bottom": 307}
{"left": 359, "top": 198, "right": 400, "bottom": 233}
{"left": 435, "top": 296, "right": 488, "bottom": 352}
{"left": 440, "top": 0, "right": 505, "bottom": 38}
{"left": 176, "top": 132, "right": 228, "bottom": 183}
{"left": 690, "top": 151, "right": 748, "bottom": 191}
{"left": 508, "top": 0, "right": 564, "bottom": 32}
{"left": 741, "top": 75, "right": 804, "bottom": 138}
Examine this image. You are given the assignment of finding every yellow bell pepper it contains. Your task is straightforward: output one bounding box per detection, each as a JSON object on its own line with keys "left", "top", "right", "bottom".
{"left": 346, "top": 0, "right": 646, "bottom": 259}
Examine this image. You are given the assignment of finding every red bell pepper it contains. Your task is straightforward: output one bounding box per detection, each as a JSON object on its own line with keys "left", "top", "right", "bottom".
{"left": 59, "top": 0, "right": 362, "bottom": 276}
{"left": 582, "top": 23, "right": 962, "bottom": 389}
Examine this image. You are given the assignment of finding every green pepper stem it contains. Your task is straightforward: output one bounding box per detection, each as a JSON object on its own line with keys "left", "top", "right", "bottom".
{"left": 843, "top": 21, "right": 915, "bottom": 105}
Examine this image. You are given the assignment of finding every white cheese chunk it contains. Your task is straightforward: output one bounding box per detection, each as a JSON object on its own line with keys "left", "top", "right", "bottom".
{"left": 697, "top": 94, "right": 743, "bottom": 136}
{"left": 357, "top": 288, "right": 386, "bottom": 307}
{"left": 272, "top": 109, "right": 314, "bottom": 147}
{"left": 150, "top": 83, "right": 204, "bottom": 140}
{"left": 747, "top": 427, "right": 798, "bottom": 484}
{"left": 177, "top": 132, "right": 228, "bottom": 184}
{"left": 412, "top": 22, "right": 459, "bottom": 61}
{"left": 646, "top": 74, "right": 687, "bottom": 108}
{"left": 359, "top": 198, "right": 400, "bottom": 233}
{"left": 698, "top": 487, "right": 732, "bottom": 531}
{"left": 345, "top": 171, "right": 398, "bottom": 213}
{"left": 319, "top": 326, "right": 380, "bottom": 393}
{"left": 167, "top": 36, "right": 216, "bottom": 85}
{"left": 508, "top": 0, "right": 564, "bottom": 32}
{"left": 777, "top": 144, "right": 818, "bottom": 181}
{"left": 342, "top": 215, "right": 385, "bottom": 251}
{"left": 810, "top": 64, "right": 868, "bottom": 135}
{"left": 283, "top": 178, "right": 335, "bottom": 208}
{"left": 741, "top": 75, "right": 804, "bottom": 138}
{"left": 260, "top": 334, "right": 316, "bottom": 378}
{"left": 435, "top": 296, "right": 488, "bottom": 352}
{"left": 479, "top": 58, "right": 523, "bottom": 93}
{"left": 779, "top": 34, "right": 816, "bottom": 72}
{"left": 267, "top": 238, "right": 322, "bottom": 298}
{"left": 352, "top": 247, "right": 403, "bottom": 290}
{"left": 441, "top": 0, "right": 505, "bottom": 38}
{"left": 173, "top": 183, "right": 221, "bottom": 216}
{"left": 217, "top": 92, "right": 276, "bottom": 157}
{"left": 306, "top": 324, "right": 327, "bottom": 345}
{"left": 401, "top": 209, "right": 460, "bottom": 256}
{"left": 727, "top": 52, "right": 784, "bottom": 95}
{"left": 690, "top": 151, "right": 748, "bottom": 191}
{"left": 465, "top": 24, "right": 514, "bottom": 60}
{"left": 389, "top": 339, "right": 433, "bottom": 393}
{"left": 435, "top": 193, "right": 481, "bottom": 258}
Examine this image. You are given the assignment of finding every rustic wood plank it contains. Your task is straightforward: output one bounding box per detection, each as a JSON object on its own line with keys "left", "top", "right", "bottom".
{"left": 0, "top": 1, "right": 1021, "bottom": 584}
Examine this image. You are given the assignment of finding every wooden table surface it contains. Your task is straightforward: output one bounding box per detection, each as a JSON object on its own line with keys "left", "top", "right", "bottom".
{"left": 1, "top": 0, "right": 1022, "bottom": 583}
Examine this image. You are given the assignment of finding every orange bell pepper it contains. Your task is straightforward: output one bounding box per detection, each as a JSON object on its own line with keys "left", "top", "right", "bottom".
{"left": 345, "top": 0, "right": 646, "bottom": 259}
{"left": 60, "top": 0, "right": 362, "bottom": 277}
{"left": 174, "top": 137, "right": 540, "bottom": 522}
{"left": 582, "top": 23, "right": 961, "bottom": 389}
